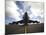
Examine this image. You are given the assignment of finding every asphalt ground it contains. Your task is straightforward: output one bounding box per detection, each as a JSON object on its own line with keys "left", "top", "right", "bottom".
{"left": 5, "top": 23, "right": 44, "bottom": 35}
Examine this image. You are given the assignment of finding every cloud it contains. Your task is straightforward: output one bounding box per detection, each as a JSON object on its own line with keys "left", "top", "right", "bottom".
{"left": 5, "top": 16, "right": 15, "bottom": 25}
{"left": 5, "top": 1, "right": 44, "bottom": 24}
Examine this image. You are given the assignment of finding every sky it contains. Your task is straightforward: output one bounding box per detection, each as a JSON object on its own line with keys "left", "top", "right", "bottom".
{"left": 5, "top": 0, "right": 44, "bottom": 25}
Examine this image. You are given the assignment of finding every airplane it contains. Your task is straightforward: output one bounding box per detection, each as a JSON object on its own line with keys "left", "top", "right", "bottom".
{"left": 9, "top": 12, "right": 40, "bottom": 25}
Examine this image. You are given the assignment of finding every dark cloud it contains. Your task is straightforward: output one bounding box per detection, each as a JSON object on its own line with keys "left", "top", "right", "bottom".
{"left": 16, "top": 1, "right": 24, "bottom": 10}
